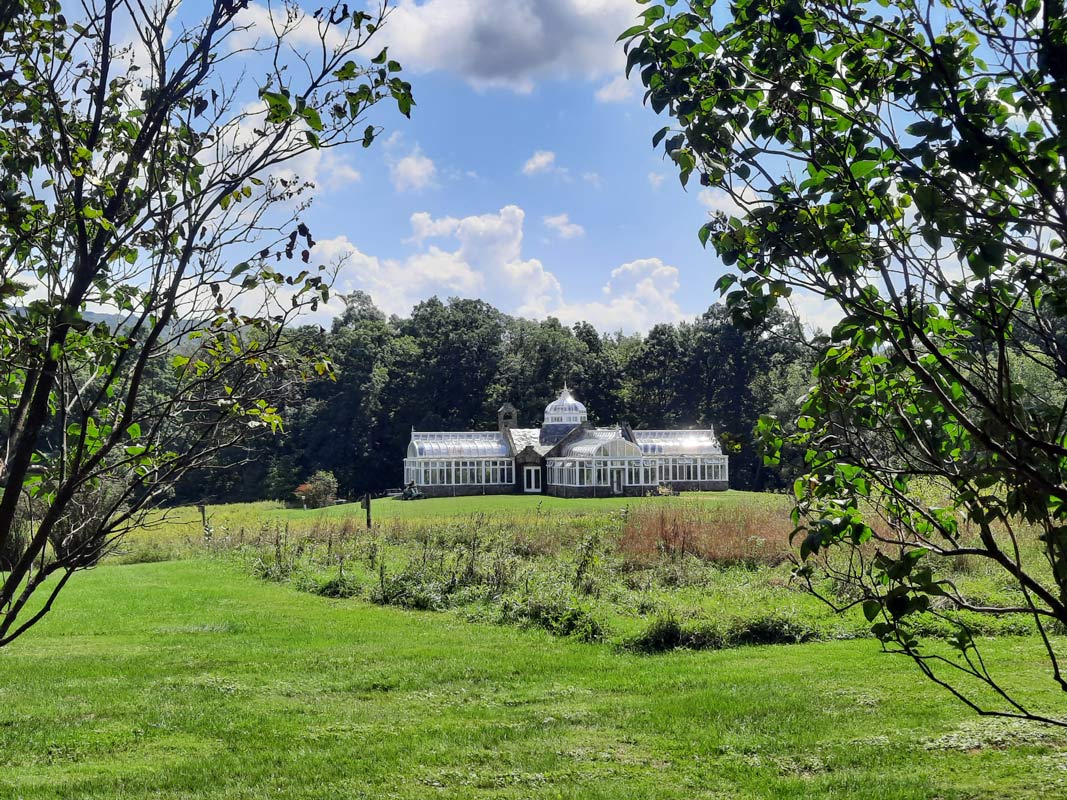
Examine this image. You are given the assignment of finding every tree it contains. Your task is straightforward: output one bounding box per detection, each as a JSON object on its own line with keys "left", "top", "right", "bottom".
{"left": 626, "top": 0, "right": 1067, "bottom": 724}
{"left": 295, "top": 470, "right": 337, "bottom": 509}
{"left": 0, "top": 1, "right": 412, "bottom": 646}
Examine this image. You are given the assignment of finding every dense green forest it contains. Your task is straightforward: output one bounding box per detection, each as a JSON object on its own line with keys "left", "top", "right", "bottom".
{"left": 177, "top": 293, "right": 817, "bottom": 504}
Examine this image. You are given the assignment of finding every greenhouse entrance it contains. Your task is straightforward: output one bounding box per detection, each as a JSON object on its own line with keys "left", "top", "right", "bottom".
{"left": 610, "top": 468, "right": 624, "bottom": 495}
{"left": 523, "top": 466, "right": 542, "bottom": 493}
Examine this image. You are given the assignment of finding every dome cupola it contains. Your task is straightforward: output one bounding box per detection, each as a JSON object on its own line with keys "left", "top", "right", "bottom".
{"left": 544, "top": 384, "right": 587, "bottom": 426}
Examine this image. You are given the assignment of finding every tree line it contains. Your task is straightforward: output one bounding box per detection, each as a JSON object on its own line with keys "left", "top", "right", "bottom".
{"left": 178, "top": 291, "right": 817, "bottom": 505}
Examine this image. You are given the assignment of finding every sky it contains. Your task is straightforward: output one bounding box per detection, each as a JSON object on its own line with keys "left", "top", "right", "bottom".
{"left": 222, "top": 0, "right": 836, "bottom": 334}
{"left": 202, "top": 0, "right": 748, "bottom": 335}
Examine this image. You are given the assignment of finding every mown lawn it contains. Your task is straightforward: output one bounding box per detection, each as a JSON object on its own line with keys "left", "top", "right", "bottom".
{"left": 1, "top": 559, "right": 1064, "bottom": 799}
{"left": 139, "top": 490, "right": 787, "bottom": 539}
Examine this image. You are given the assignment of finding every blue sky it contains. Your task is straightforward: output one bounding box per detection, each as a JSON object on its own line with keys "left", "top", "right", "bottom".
{"left": 235, "top": 0, "right": 743, "bottom": 333}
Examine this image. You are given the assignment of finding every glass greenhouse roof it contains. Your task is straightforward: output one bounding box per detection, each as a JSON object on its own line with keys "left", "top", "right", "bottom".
{"left": 408, "top": 431, "right": 510, "bottom": 458}
{"left": 559, "top": 429, "right": 642, "bottom": 458}
{"left": 544, "top": 386, "right": 588, "bottom": 424}
{"left": 632, "top": 430, "right": 722, "bottom": 456}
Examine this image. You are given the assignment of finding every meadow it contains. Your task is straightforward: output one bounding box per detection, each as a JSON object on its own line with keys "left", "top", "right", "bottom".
{"left": 121, "top": 491, "right": 1042, "bottom": 647}
{"left": 2, "top": 492, "right": 1063, "bottom": 798}
{"left": 1, "top": 559, "right": 1065, "bottom": 799}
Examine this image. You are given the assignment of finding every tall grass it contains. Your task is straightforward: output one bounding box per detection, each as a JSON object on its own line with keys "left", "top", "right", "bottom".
{"left": 618, "top": 505, "right": 794, "bottom": 567}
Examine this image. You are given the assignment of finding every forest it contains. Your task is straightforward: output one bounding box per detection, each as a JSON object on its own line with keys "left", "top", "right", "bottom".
{"left": 182, "top": 292, "right": 817, "bottom": 505}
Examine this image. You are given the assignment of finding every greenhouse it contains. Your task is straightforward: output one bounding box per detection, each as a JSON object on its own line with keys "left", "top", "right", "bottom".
{"left": 403, "top": 432, "right": 514, "bottom": 489}
{"left": 402, "top": 386, "right": 730, "bottom": 498}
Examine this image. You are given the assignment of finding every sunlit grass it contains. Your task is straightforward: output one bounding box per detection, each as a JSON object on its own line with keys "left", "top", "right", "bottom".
{"left": 0, "top": 560, "right": 1062, "bottom": 799}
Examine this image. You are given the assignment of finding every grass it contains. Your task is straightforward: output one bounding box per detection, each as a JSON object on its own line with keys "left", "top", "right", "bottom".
{"left": 2, "top": 559, "right": 1066, "bottom": 799}
{"left": 130, "top": 491, "right": 787, "bottom": 541}
{"left": 119, "top": 490, "right": 1036, "bottom": 648}
{"left": 125, "top": 490, "right": 864, "bottom": 647}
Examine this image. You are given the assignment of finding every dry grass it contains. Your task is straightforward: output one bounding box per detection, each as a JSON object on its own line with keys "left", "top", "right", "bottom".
{"left": 618, "top": 505, "right": 795, "bottom": 568}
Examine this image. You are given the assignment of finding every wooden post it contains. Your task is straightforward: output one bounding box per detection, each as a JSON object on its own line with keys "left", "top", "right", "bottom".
{"left": 362, "top": 493, "right": 372, "bottom": 529}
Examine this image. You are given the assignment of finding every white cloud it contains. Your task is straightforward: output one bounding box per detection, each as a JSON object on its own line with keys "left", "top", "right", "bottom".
{"left": 549, "top": 258, "right": 685, "bottom": 332}
{"left": 309, "top": 205, "right": 686, "bottom": 333}
{"left": 379, "top": 0, "right": 637, "bottom": 92}
{"left": 787, "top": 290, "right": 844, "bottom": 336}
{"left": 522, "top": 150, "right": 558, "bottom": 176}
{"left": 543, "top": 213, "right": 585, "bottom": 239}
{"left": 319, "top": 205, "right": 561, "bottom": 319}
{"left": 595, "top": 74, "right": 633, "bottom": 103}
{"left": 390, "top": 145, "right": 438, "bottom": 192}
{"left": 648, "top": 172, "right": 666, "bottom": 190}
{"left": 699, "top": 186, "right": 761, "bottom": 217}
{"left": 228, "top": 2, "right": 346, "bottom": 52}
{"left": 582, "top": 172, "right": 602, "bottom": 187}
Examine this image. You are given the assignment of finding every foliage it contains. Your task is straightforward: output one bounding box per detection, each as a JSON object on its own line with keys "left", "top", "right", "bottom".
{"left": 130, "top": 492, "right": 1046, "bottom": 649}
{"left": 0, "top": 1, "right": 412, "bottom": 645}
{"left": 207, "top": 295, "right": 813, "bottom": 504}
{"left": 296, "top": 470, "right": 338, "bottom": 509}
{"left": 625, "top": 0, "right": 1067, "bottom": 723}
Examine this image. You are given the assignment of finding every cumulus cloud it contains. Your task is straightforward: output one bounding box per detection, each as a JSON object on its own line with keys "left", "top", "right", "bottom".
{"left": 378, "top": 0, "right": 637, "bottom": 92}
{"left": 389, "top": 145, "right": 438, "bottom": 192}
{"left": 595, "top": 75, "right": 634, "bottom": 103}
{"left": 228, "top": 2, "right": 346, "bottom": 52}
{"left": 699, "top": 186, "right": 761, "bottom": 217}
{"left": 309, "top": 204, "right": 687, "bottom": 333}
{"left": 549, "top": 258, "right": 685, "bottom": 332}
{"left": 543, "top": 213, "right": 585, "bottom": 239}
{"left": 318, "top": 205, "right": 560, "bottom": 319}
{"left": 648, "top": 172, "right": 666, "bottom": 190}
{"left": 522, "top": 150, "right": 559, "bottom": 176}
{"left": 787, "top": 290, "right": 844, "bottom": 336}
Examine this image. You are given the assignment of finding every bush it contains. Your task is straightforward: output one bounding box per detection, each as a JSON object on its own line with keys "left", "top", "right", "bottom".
{"left": 369, "top": 568, "right": 452, "bottom": 611}
{"left": 625, "top": 613, "right": 685, "bottom": 653}
{"left": 623, "top": 611, "right": 817, "bottom": 654}
{"left": 315, "top": 574, "right": 361, "bottom": 599}
{"left": 295, "top": 471, "right": 338, "bottom": 509}
{"left": 497, "top": 593, "right": 604, "bottom": 642}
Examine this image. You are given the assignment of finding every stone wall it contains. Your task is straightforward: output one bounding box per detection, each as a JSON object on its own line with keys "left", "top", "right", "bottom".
{"left": 545, "top": 481, "right": 728, "bottom": 499}
{"left": 417, "top": 484, "right": 517, "bottom": 498}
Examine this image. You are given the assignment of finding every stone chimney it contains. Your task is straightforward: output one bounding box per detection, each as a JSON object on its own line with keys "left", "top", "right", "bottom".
{"left": 497, "top": 402, "right": 518, "bottom": 433}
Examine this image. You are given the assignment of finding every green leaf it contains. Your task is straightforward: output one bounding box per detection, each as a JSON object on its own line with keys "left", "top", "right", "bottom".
{"left": 300, "top": 107, "right": 324, "bottom": 131}
{"left": 862, "top": 600, "right": 881, "bottom": 622}
{"left": 260, "top": 90, "right": 292, "bottom": 123}
{"left": 849, "top": 160, "right": 880, "bottom": 179}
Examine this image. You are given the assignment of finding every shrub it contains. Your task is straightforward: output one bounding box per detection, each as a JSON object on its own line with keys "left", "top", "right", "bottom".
{"left": 497, "top": 593, "right": 604, "bottom": 642}
{"left": 315, "top": 574, "right": 361, "bottom": 599}
{"left": 625, "top": 613, "right": 685, "bottom": 653}
{"left": 623, "top": 611, "right": 817, "bottom": 653}
{"left": 294, "top": 471, "right": 338, "bottom": 509}
{"left": 730, "top": 613, "right": 818, "bottom": 646}
{"left": 369, "top": 568, "right": 452, "bottom": 611}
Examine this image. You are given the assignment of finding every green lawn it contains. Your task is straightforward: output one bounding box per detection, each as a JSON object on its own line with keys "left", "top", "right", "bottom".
{"left": 140, "top": 490, "right": 787, "bottom": 540}
{"left": 1, "top": 559, "right": 1064, "bottom": 799}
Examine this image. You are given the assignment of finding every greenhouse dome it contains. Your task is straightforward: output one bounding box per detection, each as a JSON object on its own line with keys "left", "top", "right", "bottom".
{"left": 543, "top": 385, "right": 588, "bottom": 425}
